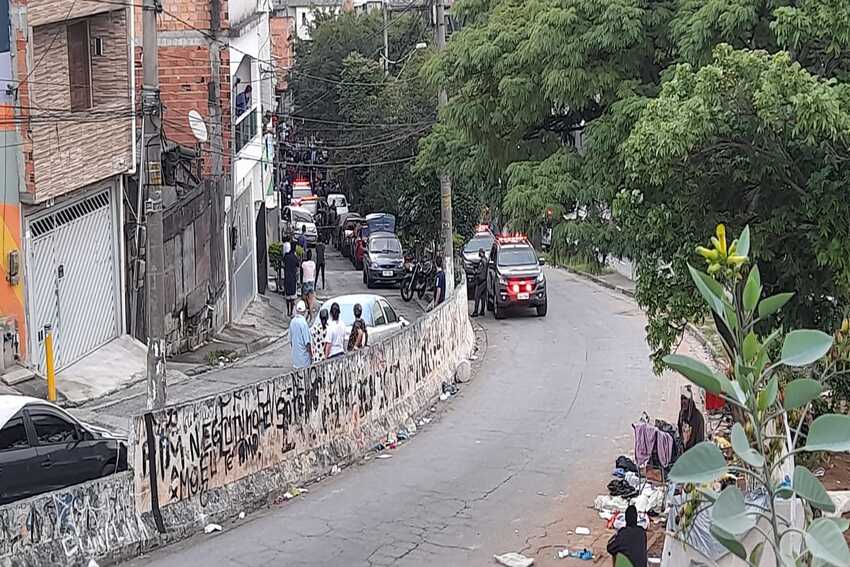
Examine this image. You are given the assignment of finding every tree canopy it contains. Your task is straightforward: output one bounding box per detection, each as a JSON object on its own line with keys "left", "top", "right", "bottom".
{"left": 423, "top": 0, "right": 850, "bottom": 369}
{"left": 287, "top": 8, "right": 483, "bottom": 247}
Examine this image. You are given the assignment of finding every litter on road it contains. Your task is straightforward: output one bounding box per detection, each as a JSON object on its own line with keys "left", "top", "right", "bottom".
{"left": 204, "top": 523, "right": 222, "bottom": 534}
{"left": 493, "top": 552, "right": 534, "bottom": 567}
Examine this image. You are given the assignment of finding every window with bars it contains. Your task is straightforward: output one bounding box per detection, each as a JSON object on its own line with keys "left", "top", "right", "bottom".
{"left": 235, "top": 108, "right": 258, "bottom": 154}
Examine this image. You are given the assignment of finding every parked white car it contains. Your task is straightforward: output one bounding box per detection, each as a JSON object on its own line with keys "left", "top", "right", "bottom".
{"left": 313, "top": 294, "right": 409, "bottom": 346}
{"left": 282, "top": 206, "right": 318, "bottom": 245}
{"left": 327, "top": 193, "right": 349, "bottom": 216}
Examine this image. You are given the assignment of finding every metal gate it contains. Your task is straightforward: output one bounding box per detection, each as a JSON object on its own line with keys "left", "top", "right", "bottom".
{"left": 230, "top": 188, "right": 255, "bottom": 321}
{"left": 27, "top": 189, "right": 119, "bottom": 373}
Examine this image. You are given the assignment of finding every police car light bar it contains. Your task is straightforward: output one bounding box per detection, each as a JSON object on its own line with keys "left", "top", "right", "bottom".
{"left": 497, "top": 234, "right": 528, "bottom": 244}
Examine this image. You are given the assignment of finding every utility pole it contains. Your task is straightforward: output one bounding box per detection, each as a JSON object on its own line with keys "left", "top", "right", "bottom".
{"left": 142, "top": 0, "right": 167, "bottom": 409}
{"left": 382, "top": 0, "right": 389, "bottom": 75}
{"left": 434, "top": 0, "right": 454, "bottom": 294}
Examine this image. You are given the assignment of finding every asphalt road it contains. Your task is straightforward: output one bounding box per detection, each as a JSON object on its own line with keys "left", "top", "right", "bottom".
{"left": 124, "top": 267, "right": 685, "bottom": 567}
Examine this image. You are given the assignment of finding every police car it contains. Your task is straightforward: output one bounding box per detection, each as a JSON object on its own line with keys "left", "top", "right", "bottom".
{"left": 487, "top": 235, "right": 547, "bottom": 318}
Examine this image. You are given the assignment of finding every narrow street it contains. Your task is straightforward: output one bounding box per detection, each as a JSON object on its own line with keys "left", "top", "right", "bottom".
{"left": 124, "top": 267, "right": 685, "bottom": 567}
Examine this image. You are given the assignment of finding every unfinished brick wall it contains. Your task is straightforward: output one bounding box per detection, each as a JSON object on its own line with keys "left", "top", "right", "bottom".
{"left": 269, "top": 14, "right": 293, "bottom": 92}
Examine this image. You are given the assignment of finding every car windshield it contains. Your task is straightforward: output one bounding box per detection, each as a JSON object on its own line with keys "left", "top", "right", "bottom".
{"left": 498, "top": 245, "right": 537, "bottom": 267}
{"left": 370, "top": 238, "right": 401, "bottom": 254}
{"left": 464, "top": 234, "right": 494, "bottom": 254}
{"left": 291, "top": 210, "right": 313, "bottom": 224}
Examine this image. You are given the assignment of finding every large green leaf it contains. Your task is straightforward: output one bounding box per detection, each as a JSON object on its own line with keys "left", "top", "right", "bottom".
{"left": 794, "top": 466, "right": 836, "bottom": 513}
{"left": 779, "top": 330, "right": 834, "bottom": 367}
{"left": 748, "top": 541, "right": 764, "bottom": 567}
{"left": 783, "top": 378, "right": 823, "bottom": 410}
{"left": 805, "top": 518, "right": 850, "bottom": 567}
{"left": 735, "top": 226, "right": 751, "bottom": 258}
{"left": 804, "top": 414, "right": 850, "bottom": 452}
{"left": 669, "top": 442, "right": 728, "bottom": 483}
{"left": 688, "top": 263, "right": 727, "bottom": 316}
{"left": 757, "top": 376, "right": 778, "bottom": 411}
{"left": 743, "top": 332, "right": 760, "bottom": 364}
{"left": 663, "top": 354, "right": 722, "bottom": 394}
{"left": 712, "top": 486, "right": 756, "bottom": 535}
{"left": 758, "top": 292, "right": 794, "bottom": 319}
{"left": 731, "top": 422, "right": 764, "bottom": 468}
{"left": 743, "top": 264, "right": 761, "bottom": 313}
{"left": 710, "top": 523, "right": 747, "bottom": 560}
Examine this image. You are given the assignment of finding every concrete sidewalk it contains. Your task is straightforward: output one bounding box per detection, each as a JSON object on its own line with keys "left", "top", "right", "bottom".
{"left": 71, "top": 247, "right": 425, "bottom": 434}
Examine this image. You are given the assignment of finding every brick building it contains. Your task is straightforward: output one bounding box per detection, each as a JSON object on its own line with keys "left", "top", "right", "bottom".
{"left": 2, "top": 0, "right": 135, "bottom": 381}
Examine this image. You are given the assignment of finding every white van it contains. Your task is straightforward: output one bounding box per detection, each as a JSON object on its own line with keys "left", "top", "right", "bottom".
{"left": 327, "top": 193, "right": 349, "bottom": 216}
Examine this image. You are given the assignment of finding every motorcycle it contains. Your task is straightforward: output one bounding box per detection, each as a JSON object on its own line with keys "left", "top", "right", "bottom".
{"left": 400, "top": 256, "right": 435, "bottom": 302}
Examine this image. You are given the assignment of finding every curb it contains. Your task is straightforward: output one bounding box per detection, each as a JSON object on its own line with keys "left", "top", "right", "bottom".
{"left": 183, "top": 333, "right": 287, "bottom": 377}
{"left": 558, "top": 265, "right": 636, "bottom": 298}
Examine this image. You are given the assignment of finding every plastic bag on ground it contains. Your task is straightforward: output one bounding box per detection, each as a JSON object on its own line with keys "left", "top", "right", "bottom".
{"left": 204, "top": 523, "right": 222, "bottom": 534}
{"left": 594, "top": 494, "right": 629, "bottom": 513}
{"left": 494, "top": 552, "right": 534, "bottom": 567}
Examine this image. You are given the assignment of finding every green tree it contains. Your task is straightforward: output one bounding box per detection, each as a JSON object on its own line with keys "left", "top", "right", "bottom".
{"left": 620, "top": 45, "right": 850, "bottom": 368}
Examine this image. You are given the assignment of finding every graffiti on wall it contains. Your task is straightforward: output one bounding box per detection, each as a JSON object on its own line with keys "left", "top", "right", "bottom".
{"left": 134, "top": 287, "right": 473, "bottom": 511}
{"left": 0, "top": 473, "right": 148, "bottom": 564}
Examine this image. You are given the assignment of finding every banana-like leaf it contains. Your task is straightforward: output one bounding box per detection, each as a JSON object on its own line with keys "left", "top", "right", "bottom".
{"left": 783, "top": 378, "right": 823, "bottom": 411}
{"left": 793, "top": 466, "right": 836, "bottom": 513}
{"left": 780, "top": 330, "right": 834, "bottom": 367}
{"left": 731, "top": 422, "right": 764, "bottom": 468}
{"left": 805, "top": 518, "right": 850, "bottom": 566}
{"left": 804, "top": 414, "right": 850, "bottom": 452}
{"left": 669, "top": 442, "right": 728, "bottom": 483}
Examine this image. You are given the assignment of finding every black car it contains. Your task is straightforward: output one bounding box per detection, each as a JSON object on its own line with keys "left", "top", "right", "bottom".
{"left": 462, "top": 229, "right": 496, "bottom": 291}
{"left": 0, "top": 396, "right": 128, "bottom": 505}
{"left": 363, "top": 232, "right": 405, "bottom": 288}
{"left": 487, "top": 235, "right": 547, "bottom": 318}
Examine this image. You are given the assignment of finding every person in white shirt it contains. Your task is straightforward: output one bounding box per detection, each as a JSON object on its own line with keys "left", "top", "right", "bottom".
{"left": 301, "top": 249, "right": 316, "bottom": 296}
{"left": 324, "top": 302, "right": 347, "bottom": 359}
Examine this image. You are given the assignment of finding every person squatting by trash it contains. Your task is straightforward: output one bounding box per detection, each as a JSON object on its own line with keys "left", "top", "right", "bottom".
{"left": 606, "top": 504, "right": 647, "bottom": 567}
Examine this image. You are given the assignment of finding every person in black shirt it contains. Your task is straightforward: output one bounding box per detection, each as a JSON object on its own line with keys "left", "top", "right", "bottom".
{"left": 607, "top": 505, "right": 647, "bottom": 567}
{"left": 472, "top": 248, "right": 488, "bottom": 316}
{"left": 315, "top": 241, "right": 326, "bottom": 289}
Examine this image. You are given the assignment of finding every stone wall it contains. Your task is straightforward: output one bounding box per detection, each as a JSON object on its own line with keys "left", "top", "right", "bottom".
{"left": 0, "top": 472, "right": 153, "bottom": 567}
{"left": 0, "top": 284, "right": 473, "bottom": 566}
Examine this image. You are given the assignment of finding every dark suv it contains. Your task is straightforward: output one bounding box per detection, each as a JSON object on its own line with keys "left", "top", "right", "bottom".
{"left": 363, "top": 232, "right": 405, "bottom": 288}
{"left": 487, "top": 236, "right": 547, "bottom": 318}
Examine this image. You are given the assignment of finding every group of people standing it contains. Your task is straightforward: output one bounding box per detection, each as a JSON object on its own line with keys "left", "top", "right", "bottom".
{"left": 289, "top": 300, "right": 368, "bottom": 370}
{"left": 281, "top": 228, "right": 327, "bottom": 318}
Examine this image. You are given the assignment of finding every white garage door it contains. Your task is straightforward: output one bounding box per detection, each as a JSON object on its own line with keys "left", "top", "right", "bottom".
{"left": 27, "top": 189, "right": 119, "bottom": 373}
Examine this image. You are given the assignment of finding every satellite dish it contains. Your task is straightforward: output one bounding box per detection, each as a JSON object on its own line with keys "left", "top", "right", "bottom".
{"left": 188, "top": 110, "right": 208, "bottom": 143}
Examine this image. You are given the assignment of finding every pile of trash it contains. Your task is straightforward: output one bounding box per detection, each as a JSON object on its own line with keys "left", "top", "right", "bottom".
{"left": 593, "top": 455, "right": 667, "bottom": 524}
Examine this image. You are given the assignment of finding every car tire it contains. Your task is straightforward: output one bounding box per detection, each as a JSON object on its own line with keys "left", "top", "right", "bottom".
{"left": 536, "top": 301, "right": 548, "bottom": 317}
{"left": 494, "top": 300, "right": 505, "bottom": 320}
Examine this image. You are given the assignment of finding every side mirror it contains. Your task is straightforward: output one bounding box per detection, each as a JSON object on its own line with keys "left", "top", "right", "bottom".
{"left": 538, "top": 258, "right": 546, "bottom": 266}
{"left": 399, "top": 317, "right": 409, "bottom": 327}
